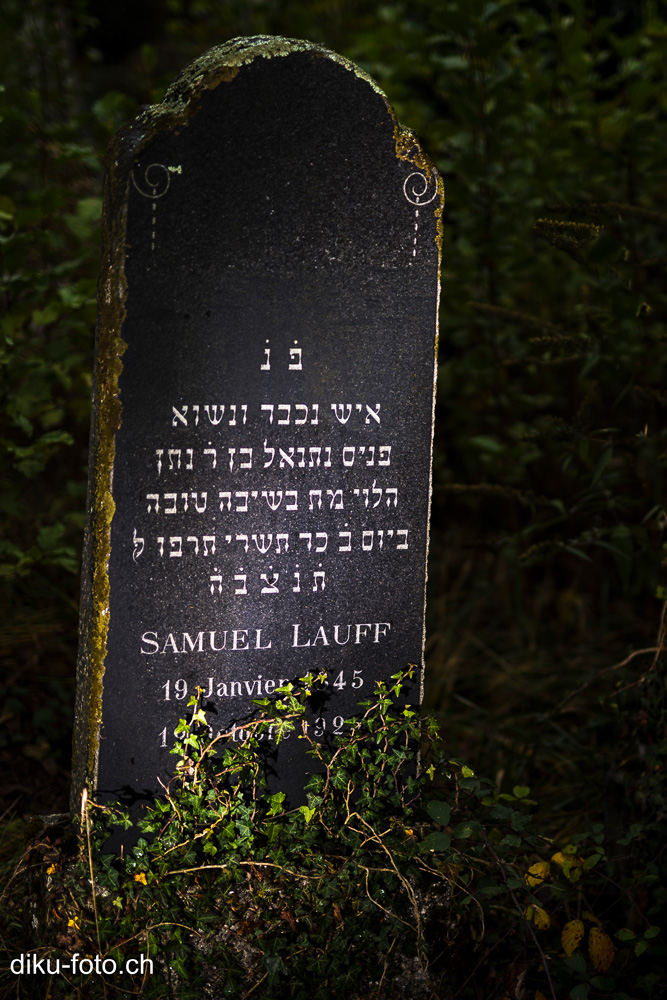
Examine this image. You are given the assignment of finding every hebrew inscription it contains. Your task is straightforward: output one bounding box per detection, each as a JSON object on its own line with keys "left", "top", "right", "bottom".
{"left": 72, "top": 37, "right": 442, "bottom": 817}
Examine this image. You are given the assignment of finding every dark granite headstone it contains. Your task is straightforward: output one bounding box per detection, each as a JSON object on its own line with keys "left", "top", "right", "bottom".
{"left": 71, "top": 36, "right": 443, "bottom": 815}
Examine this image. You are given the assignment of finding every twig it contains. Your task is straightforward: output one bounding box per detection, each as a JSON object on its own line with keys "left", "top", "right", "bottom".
{"left": 350, "top": 814, "right": 441, "bottom": 999}
{"left": 243, "top": 971, "right": 269, "bottom": 998}
{"left": 161, "top": 861, "right": 323, "bottom": 881}
{"left": 108, "top": 921, "right": 202, "bottom": 953}
{"left": 652, "top": 599, "right": 667, "bottom": 669}
{"left": 357, "top": 865, "right": 416, "bottom": 932}
{"left": 376, "top": 935, "right": 398, "bottom": 999}
{"left": 449, "top": 927, "right": 514, "bottom": 1000}
{"left": 81, "top": 788, "right": 103, "bottom": 996}
{"left": 480, "top": 832, "right": 557, "bottom": 1000}
{"left": 551, "top": 600, "right": 667, "bottom": 715}
{"left": 549, "top": 647, "right": 659, "bottom": 716}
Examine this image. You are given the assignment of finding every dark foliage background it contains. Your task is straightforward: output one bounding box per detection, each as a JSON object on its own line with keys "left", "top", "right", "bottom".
{"left": 1, "top": 0, "right": 666, "bottom": 990}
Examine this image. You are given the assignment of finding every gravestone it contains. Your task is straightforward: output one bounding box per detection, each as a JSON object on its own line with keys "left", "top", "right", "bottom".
{"left": 71, "top": 36, "right": 443, "bottom": 816}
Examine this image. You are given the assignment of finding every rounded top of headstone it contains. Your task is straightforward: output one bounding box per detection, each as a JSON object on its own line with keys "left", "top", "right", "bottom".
{"left": 107, "top": 33, "right": 442, "bottom": 272}
{"left": 160, "top": 36, "right": 389, "bottom": 117}
{"left": 114, "top": 36, "right": 407, "bottom": 181}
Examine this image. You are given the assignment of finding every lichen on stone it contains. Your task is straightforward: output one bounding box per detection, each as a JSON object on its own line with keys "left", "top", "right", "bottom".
{"left": 135, "top": 36, "right": 390, "bottom": 140}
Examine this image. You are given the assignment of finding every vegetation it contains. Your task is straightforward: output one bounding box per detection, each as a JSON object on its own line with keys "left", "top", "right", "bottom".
{"left": 1, "top": 0, "right": 666, "bottom": 997}
{"left": 4, "top": 673, "right": 665, "bottom": 998}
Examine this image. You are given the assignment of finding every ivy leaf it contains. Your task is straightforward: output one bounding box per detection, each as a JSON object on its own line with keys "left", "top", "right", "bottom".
{"left": 264, "top": 952, "right": 288, "bottom": 985}
{"left": 268, "top": 792, "right": 286, "bottom": 816}
{"left": 298, "top": 804, "right": 316, "bottom": 824}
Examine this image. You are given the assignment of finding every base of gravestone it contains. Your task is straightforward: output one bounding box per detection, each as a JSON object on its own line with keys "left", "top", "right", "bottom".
{"left": 182, "top": 875, "right": 452, "bottom": 1000}
{"left": 9, "top": 810, "right": 452, "bottom": 1000}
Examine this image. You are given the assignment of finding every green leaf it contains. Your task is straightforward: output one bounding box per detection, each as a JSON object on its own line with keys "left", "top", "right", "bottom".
{"left": 13, "top": 414, "right": 32, "bottom": 437}
{"left": 37, "top": 524, "right": 64, "bottom": 551}
{"left": 421, "top": 832, "right": 452, "bottom": 852}
{"left": 590, "top": 976, "right": 615, "bottom": 990}
{"left": 510, "top": 810, "right": 532, "bottom": 833}
{"left": 438, "top": 54, "right": 469, "bottom": 70}
{"left": 32, "top": 302, "right": 61, "bottom": 325}
{"left": 40, "top": 430, "right": 74, "bottom": 446}
{"left": 512, "top": 785, "right": 530, "bottom": 799}
{"left": 298, "top": 804, "right": 316, "bottom": 824}
{"left": 427, "top": 800, "right": 451, "bottom": 826}
{"left": 64, "top": 197, "right": 102, "bottom": 241}
{"left": 268, "top": 792, "right": 286, "bottom": 816}
{"left": 141, "top": 42, "right": 157, "bottom": 73}
{"left": 564, "top": 545, "right": 592, "bottom": 562}
{"left": 591, "top": 446, "right": 613, "bottom": 486}
{"left": 499, "top": 833, "right": 522, "bottom": 847}
{"left": 564, "top": 951, "right": 587, "bottom": 974}
{"left": 264, "top": 952, "right": 288, "bottom": 985}
{"left": 0, "top": 194, "right": 15, "bottom": 220}
{"left": 470, "top": 435, "right": 504, "bottom": 454}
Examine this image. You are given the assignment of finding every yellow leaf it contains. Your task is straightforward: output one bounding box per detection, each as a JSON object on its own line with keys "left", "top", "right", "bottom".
{"left": 536, "top": 992, "right": 549, "bottom": 1000}
{"left": 583, "top": 910, "right": 601, "bottom": 925}
{"left": 525, "top": 904, "right": 551, "bottom": 929}
{"left": 46, "top": 864, "right": 57, "bottom": 875}
{"left": 551, "top": 851, "right": 583, "bottom": 882}
{"left": 562, "top": 919, "right": 585, "bottom": 956}
{"left": 589, "top": 926, "right": 614, "bottom": 972}
{"left": 525, "top": 861, "right": 551, "bottom": 887}
{"left": 134, "top": 872, "right": 147, "bottom": 885}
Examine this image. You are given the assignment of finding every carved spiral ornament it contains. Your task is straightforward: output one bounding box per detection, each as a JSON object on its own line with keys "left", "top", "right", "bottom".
{"left": 403, "top": 171, "right": 438, "bottom": 206}
{"left": 131, "top": 163, "right": 171, "bottom": 198}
